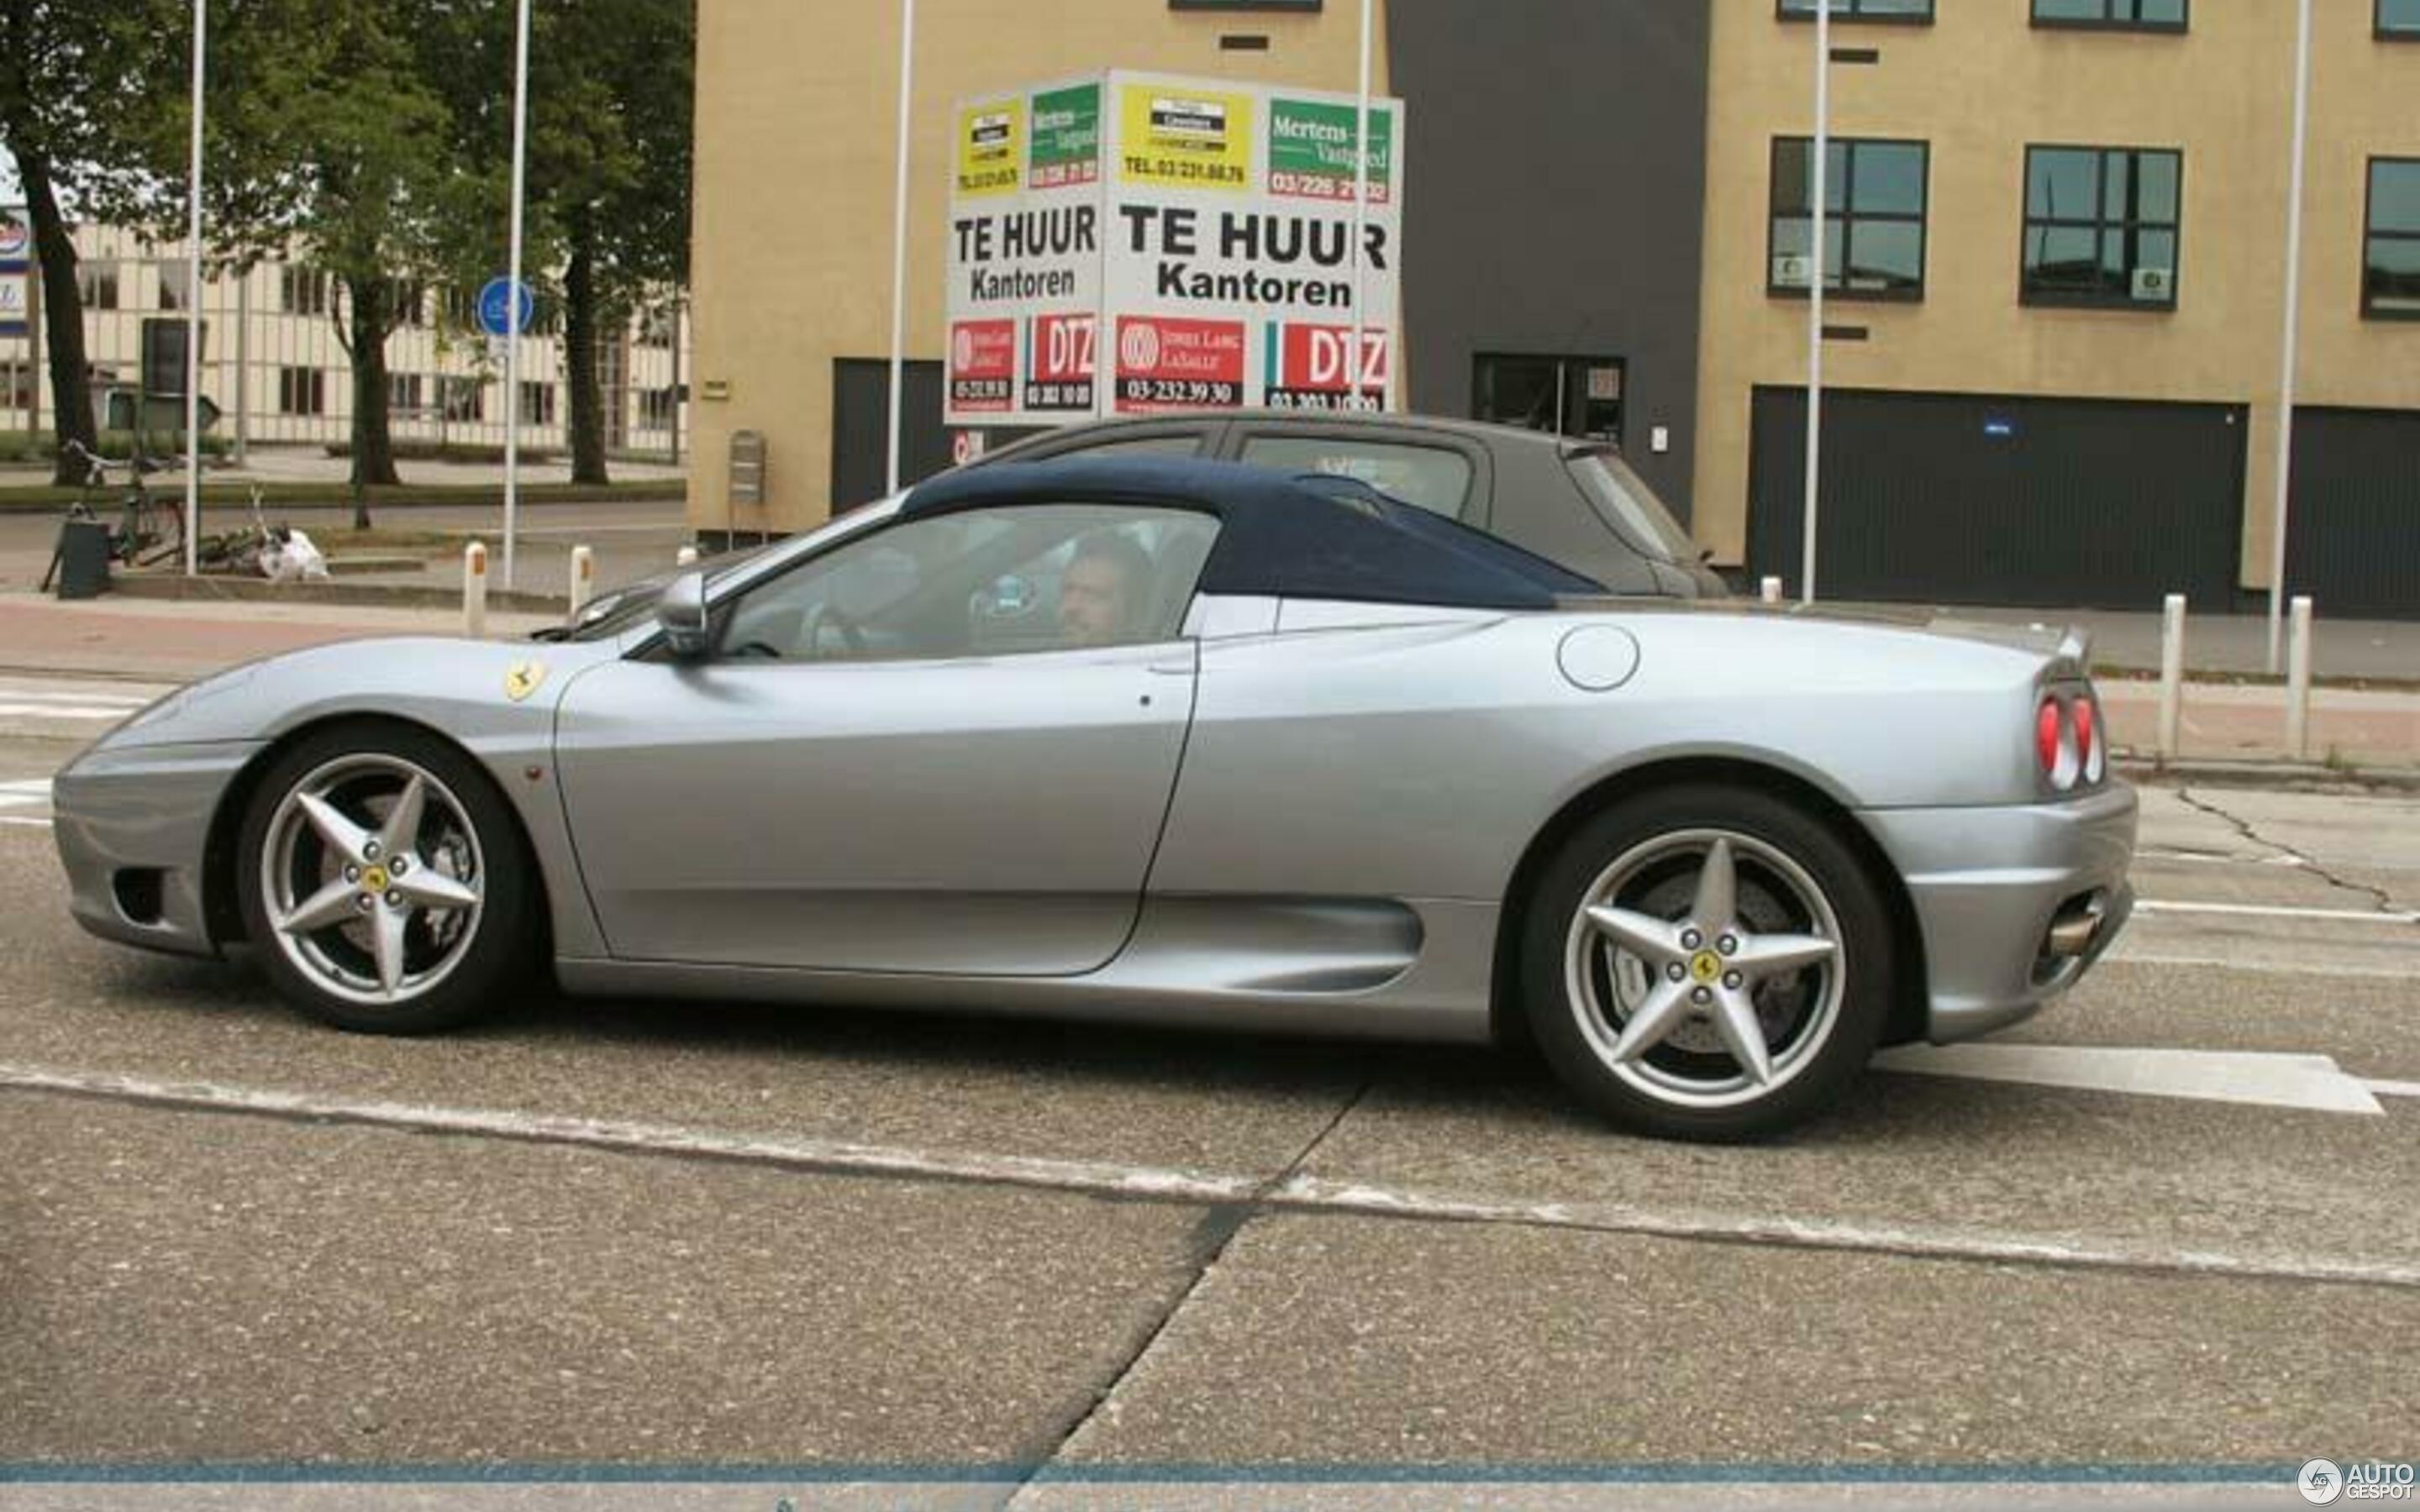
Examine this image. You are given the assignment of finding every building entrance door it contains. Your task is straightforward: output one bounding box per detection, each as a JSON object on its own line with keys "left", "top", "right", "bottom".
{"left": 1472, "top": 354, "right": 1625, "bottom": 445}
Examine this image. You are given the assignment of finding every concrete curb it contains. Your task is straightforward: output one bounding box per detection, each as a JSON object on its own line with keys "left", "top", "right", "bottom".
{"left": 2114, "top": 755, "right": 2420, "bottom": 793}
{"left": 100, "top": 573, "right": 567, "bottom": 616}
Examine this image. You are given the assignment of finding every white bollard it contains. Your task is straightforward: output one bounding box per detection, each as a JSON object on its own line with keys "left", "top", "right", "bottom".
{"left": 1760, "top": 575, "right": 1783, "bottom": 605}
{"left": 2286, "top": 595, "right": 2314, "bottom": 760}
{"left": 2157, "top": 593, "right": 2186, "bottom": 761}
{"left": 676, "top": 544, "right": 700, "bottom": 569}
{"left": 463, "top": 540, "right": 489, "bottom": 639}
{"left": 568, "top": 544, "right": 595, "bottom": 617}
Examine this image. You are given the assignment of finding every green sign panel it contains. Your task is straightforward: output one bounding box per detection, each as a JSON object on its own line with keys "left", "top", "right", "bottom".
{"left": 1029, "top": 83, "right": 1102, "bottom": 187}
{"left": 1267, "top": 97, "right": 1395, "bottom": 202}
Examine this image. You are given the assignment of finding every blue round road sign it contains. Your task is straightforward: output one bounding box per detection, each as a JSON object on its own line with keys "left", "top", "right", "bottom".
{"left": 477, "top": 276, "right": 534, "bottom": 337}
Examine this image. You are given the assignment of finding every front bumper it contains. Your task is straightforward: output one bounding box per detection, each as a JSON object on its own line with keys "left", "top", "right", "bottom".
{"left": 54, "top": 738, "right": 264, "bottom": 959}
{"left": 1858, "top": 782, "right": 2139, "bottom": 1043}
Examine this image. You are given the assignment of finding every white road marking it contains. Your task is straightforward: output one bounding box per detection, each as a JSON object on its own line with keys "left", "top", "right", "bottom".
{"left": 2366, "top": 1079, "right": 2420, "bottom": 1100}
{"left": 2137, "top": 848, "right": 2310, "bottom": 869}
{"left": 0, "top": 702, "right": 137, "bottom": 722}
{"left": 2135, "top": 898, "right": 2420, "bottom": 925}
{"left": 0, "top": 816, "right": 55, "bottom": 828}
{"left": 3, "top": 1062, "right": 2417, "bottom": 1293}
{"left": 2105, "top": 945, "right": 2417, "bottom": 980}
{"left": 1873, "top": 1044, "right": 2386, "bottom": 1116}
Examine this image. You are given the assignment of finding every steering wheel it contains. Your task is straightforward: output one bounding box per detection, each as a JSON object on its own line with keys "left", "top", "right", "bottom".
{"left": 799, "top": 601, "right": 870, "bottom": 659}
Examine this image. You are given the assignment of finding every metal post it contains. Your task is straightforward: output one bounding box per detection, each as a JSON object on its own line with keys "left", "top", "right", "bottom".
{"left": 183, "top": 0, "right": 207, "bottom": 576}
{"left": 1802, "top": 0, "right": 1830, "bottom": 604}
{"left": 502, "top": 0, "right": 533, "bottom": 590}
{"left": 1348, "top": 0, "right": 1374, "bottom": 410}
{"left": 2266, "top": 0, "right": 2314, "bottom": 675}
{"left": 884, "top": 0, "right": 917, "bottom": 496}
{"left": 568, "top": 543, "right": 595, "bottom": 616}
{"left": 2285, "top": 595, "right": 2314, "bottom": 760}
{"left": 1761, "top": 575, "right": 1783, "bottom": 605}
{"left": 668, "top": 298, "right": 683, "bottom": 466}
{"left": 233, "top": 269, "right": 249, "bottom": 465}
{"left": 463, "top": 540, "right": 489, "bottom": 638}
{"left": 2158, "top": 594, "right": 2186, "bottom": 761}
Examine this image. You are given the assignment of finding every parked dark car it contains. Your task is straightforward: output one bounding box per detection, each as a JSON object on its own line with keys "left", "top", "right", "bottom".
{"left": 977, "top": 412, "right": 1726, "bottom": 600}
{"left": 544, "top": 412, "right": 1721, "bottom": 643}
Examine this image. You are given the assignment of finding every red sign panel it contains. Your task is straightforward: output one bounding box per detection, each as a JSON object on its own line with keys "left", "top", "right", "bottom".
{"left": 1266, "top": 323, "right": 1389, "bottom": 412}
{"left": 1113, "top": 317, "right": 1244, "bottom": 413}
{"left": 948, "top": 319, "right": 1016, "bottom": 413}
{"left": 1024, "top": 312, "right": 1097, "bottom": 413}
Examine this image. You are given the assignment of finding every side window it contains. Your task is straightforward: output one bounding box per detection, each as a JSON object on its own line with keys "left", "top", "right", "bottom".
{"left": 717, "top": 504, "right": 1220, "bottom": 664}
{"left": 1050, "top": 432, "right": 1209, "bottom": 459}
{"left": 1235, "top": 435, "right": 1476, "bottom": 517}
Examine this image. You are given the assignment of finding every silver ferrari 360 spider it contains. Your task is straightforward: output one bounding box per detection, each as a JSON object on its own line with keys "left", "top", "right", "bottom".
{"left": 55, "top": 457, "right": 2136, "bottom": 1140}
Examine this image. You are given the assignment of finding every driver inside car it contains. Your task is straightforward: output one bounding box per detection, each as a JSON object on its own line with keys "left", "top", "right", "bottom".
{"left": 1056, "top": 531, "right": 1155, "bottom": 648}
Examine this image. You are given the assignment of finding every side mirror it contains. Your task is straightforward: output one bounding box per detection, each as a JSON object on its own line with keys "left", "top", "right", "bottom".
{"left": 657, "top": 570, "right": 712, "bottom": 659}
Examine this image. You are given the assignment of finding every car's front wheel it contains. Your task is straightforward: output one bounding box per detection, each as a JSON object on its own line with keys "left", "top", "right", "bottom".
{"left": 1521, "top": 784, "right": 1896, "bottom": 1142}
{"left": 235, "top": 723, "right": 534, "bottom": 1033}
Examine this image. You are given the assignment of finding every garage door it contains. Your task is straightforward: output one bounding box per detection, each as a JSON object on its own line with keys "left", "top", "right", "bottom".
{"left": 1748, "top": 388, "right": 2244, "bottom": 610}
{"left": 2287, "top": 407, "right": 2420, "bottom": 621}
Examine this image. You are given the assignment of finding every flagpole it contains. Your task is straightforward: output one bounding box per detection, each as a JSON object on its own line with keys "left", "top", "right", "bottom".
{"left": 502, "top": 0, "right": 532, "bottom": 592}
{"left": 886, "top": 0, "right": 917, "bottom": 495}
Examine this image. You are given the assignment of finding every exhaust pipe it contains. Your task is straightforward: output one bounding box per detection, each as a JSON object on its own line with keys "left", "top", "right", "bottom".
{"left": 2044, "top": 895, "right": 2107, "bottom": 959}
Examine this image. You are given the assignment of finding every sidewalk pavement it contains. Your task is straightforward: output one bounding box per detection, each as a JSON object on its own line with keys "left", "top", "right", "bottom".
{"left": 1, "top": 589, "right": 2410, "bottom": 775}
{"left": 1876, "top": 605, "right": 2418, "bottom": 683}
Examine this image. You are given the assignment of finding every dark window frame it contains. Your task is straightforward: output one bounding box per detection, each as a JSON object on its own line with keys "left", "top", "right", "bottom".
{"left": 2019, "top": 144, "right": 2185, "bottom": 312}
{"left": 2030, "top": 0, "right": 2189, "bottom": 33}
{"left": 2380, "top": 0, "right": 2420, "bottom": 39}
{"left": 1765, "top": 135, "right": 1932, "bottom": 304}
{"left": 1776, "top": 0, "right": 1935, "bottom": 23}
{"left": 2364, "top": 157, "right": 2420, "bottom": 322}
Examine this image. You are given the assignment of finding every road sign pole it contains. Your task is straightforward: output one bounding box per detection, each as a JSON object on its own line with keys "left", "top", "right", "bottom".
{"left": 183, "top": 0, "right": 206, "bottom": 578}
{"left": 885, "top": 0, "right": 917, "bottom": 496}
{"left": 2267, "top": 0, "right": 2313, "bottom": 675}
{"left": 502, "top": 0, "right": 533, "bottom": 591}
{"left": 1802, "top": 0, "right": 1830, "bottom": 606}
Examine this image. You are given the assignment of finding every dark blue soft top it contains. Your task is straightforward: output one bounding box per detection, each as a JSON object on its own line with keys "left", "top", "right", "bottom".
{"left": 902, "top": 456, "right": 1602, "bottom": 611}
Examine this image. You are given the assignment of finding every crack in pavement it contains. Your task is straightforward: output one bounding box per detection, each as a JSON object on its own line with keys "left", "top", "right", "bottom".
{"left": 2175, "top": 787, "right": 2403, "bottom": 916}
{"left": 1003, "top": 1075, "right": 1376, "bottom": 1503}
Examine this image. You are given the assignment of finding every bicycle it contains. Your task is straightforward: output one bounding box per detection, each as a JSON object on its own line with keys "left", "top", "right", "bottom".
{"left": 55, "top": 438, "right": 187, "bottom": 570}
{"left": 193, "top": 485, "right": 288, "bottom": 575}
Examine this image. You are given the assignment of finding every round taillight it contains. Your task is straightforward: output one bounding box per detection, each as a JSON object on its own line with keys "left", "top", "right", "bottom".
{"left": 2036, "top": 699, "right": 2063, "bottom": 774}
{"left": 2037, "top": 696, "right": 2081, "bottom": 790}
{"left": 2076, "top": 696, "right": 2103, "bottom": 781}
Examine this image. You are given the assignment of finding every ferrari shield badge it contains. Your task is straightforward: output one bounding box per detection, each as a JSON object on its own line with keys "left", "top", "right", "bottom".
{"left": 504, "top": 659, "right": 549, "bottom": 702}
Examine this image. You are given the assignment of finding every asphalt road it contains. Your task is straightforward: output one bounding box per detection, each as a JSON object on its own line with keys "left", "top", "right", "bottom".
{"left": 0, "top": 675, "right": 2415, "bottom": 1509}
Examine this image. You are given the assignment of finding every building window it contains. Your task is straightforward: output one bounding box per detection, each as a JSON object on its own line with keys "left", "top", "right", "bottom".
{"left": 517, "top": 381, "right": 556, "bottom": 426}
{"left": 2033, "top": 0, "right": 2187, "bottom": 29}
{"left": 77, "top": 263, "right": 121, "bottom": 311}
{"left": 392, "top": 281, "right": 425, "bottom": 328}
{"left": 440, "top": 375, "right": 486, "bottom": 422}
{"left": 388, "top": 373, "right": 424, "bottom": 413}
{"left": 281, "top": 266, "right": 329, "bottom": 317}
{"left": 2381, "top": 0, "right": 2420, "bottom": 38}
{"left": 157, "top": 263, "right": 192, "bottom": 312}
{"left": 639, "top": 386, "right": 679, "bottom": 428}
{"left": 278, "top": 367, "right": 326, "bottom": 416}
{"left": 1768, "top": 137, "right": 1929, "bottom": 301}
{"left": 2023, "top": 146, "right": 2182, "bottom": 309}
{"left": 2367, "top": 159, "right": 2420, "bottom": 319}
{"left": 1778, "top": 0, "right": 1934, "bottom": 22}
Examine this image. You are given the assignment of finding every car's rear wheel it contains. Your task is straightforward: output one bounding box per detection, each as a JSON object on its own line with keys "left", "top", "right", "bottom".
{"left": 1521, "top": 784, "right": 1895, "bottom": 1142}
{"left": 235, "top": 724, "right": 534, "bottom": 1033}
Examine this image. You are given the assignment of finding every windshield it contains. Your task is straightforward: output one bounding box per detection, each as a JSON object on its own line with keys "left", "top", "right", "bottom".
{"left": 1567, "top": 450, "right": 1701, "bottom": 564}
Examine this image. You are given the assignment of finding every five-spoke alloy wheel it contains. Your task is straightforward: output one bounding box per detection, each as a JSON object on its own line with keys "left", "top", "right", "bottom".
{"left": 237, "top": 723, "right": 535, "bottom": 1032}
{"left": 1522, "top": 784, "right": 1896, "bottom": 1141}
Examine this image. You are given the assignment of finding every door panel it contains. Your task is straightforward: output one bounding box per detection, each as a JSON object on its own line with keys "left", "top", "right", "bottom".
{"left": 554, "top": 643, "right": 1197, "bottom": 974}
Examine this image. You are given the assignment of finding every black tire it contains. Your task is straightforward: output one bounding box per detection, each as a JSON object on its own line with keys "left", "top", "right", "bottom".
{"left": 234, "top": 721, "right": 537, "bottom": 1033}
{"left": 1519, "top": 783, "right": 1896, "bottom": 1142}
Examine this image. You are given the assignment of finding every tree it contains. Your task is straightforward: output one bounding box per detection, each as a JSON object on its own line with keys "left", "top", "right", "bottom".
{"left": 421, "top": 0, "right": 692, "bottom": 486}
{"left": 0, "top": 0, "right": 186, "bottom": 483}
